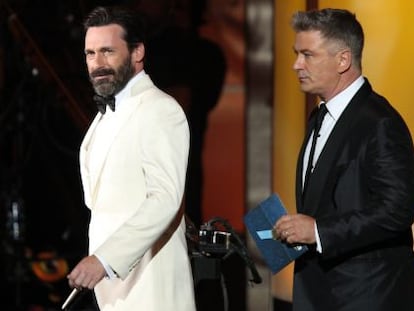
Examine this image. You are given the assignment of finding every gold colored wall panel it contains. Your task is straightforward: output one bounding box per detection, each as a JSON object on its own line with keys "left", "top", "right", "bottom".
{"left": 272, "top": 0, "right": 307, "bottom": 302}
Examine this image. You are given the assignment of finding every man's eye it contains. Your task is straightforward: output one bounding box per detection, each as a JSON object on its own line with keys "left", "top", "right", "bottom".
{"left": 103, "top": 49, "right": 114, "bottom": 55}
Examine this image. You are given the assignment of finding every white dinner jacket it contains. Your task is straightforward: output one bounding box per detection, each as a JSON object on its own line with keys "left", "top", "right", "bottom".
{"left": 79, "top": 73, "right": 195, "bottom": 311}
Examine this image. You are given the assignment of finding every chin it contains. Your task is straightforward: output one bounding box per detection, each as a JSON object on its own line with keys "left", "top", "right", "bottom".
{"left": 94, "top": 83, "right": 115, "bottom": 96}
{"left": 299, "top": 83, "right": 316, "bottom": 94}
{"left": 300, "top": 85, "right": 312, "bottom": 93}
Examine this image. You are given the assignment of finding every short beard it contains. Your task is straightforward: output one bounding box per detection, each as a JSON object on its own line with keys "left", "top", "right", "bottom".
{"left": 90, "top": 55, "right": 135, "bottom": 97}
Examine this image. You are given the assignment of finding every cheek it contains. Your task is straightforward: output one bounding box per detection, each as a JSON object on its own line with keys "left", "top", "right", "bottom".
{"left": 107, "top": 57, "right": 125, "bottom": 71}
{"left": 313, "top": 61, "right": 337, "bottom": 82}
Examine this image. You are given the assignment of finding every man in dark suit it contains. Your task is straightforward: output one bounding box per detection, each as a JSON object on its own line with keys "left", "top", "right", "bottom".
{"left": 274, "top": 8, "right": 414, "bottom": 311}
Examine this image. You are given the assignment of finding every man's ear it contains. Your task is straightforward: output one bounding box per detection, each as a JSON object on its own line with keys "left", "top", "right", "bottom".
{"left": 337, "top": 49, "right": 352, "bottom": 74}
{"left": 132, "top": 43, "right": 145, "bottom": 63}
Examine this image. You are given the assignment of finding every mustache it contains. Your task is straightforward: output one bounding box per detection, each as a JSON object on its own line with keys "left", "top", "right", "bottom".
{"left": 90, "top": 68, "right": 115, "bottom": 78}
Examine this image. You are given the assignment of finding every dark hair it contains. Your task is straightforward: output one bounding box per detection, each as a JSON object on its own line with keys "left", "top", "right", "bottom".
{"left": 83, "top": 6, "right": 147, "bottom": 51}
{"left": 292, "top": 8, "right": 364, "bottom": 69}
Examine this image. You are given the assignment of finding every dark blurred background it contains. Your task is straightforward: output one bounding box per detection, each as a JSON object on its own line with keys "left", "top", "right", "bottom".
{"left": 1, "top": 1, "right": 112, "bottom": 310}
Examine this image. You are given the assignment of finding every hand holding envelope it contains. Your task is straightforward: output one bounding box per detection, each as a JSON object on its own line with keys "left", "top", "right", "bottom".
{"left": 244, "top": 193, "right": 308, "bottom": 274}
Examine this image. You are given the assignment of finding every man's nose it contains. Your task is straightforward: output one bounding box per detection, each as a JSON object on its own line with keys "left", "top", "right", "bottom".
{"left": 292, "top": 55, "right": 303, "bottom": 71}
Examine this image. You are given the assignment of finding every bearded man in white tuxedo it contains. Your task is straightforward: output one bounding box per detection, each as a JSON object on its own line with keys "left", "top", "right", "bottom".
{"left": 66, "top": 6, "right": 196, "bottom": 311}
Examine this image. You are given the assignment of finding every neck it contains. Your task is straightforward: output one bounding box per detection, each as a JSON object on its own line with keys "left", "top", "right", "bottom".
{"left": 321, "top": 69, "right": 361, "bottom": 102}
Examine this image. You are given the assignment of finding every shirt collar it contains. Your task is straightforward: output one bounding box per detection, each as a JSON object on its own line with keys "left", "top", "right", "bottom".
{"left": 114, "top": 70, "right": 146, "bottom": 108}
{"left": 325, "top": 76, "right": 365, "bottom": 121}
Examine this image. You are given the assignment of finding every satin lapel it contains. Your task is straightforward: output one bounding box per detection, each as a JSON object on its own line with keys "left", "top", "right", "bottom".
{"left": 89, "top": 99, "right": 135, "bottom": 186}
{"left": 296, "top": 108, "right": 318, "bottom": 212}
{"left": 302, "top": 79, "right": 373, "bottom": 216}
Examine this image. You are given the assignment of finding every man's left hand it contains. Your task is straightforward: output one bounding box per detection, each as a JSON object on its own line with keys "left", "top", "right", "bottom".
{"left": 273, "top": 213, "right": 316, "bottom": 244}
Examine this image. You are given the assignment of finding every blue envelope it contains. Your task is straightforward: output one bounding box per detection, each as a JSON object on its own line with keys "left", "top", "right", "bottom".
{"left": 244, "top": 193, "right": 308, "bottom": 274}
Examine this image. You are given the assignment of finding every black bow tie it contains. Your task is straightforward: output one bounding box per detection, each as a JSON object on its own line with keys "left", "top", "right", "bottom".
{"left": 93, "top": 94, "right": 116, "bottom": 114}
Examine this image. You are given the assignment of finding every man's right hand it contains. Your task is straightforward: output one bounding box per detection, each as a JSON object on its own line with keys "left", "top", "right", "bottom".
{"left": 67, "top": 255, "right": 106, "bottom": 289}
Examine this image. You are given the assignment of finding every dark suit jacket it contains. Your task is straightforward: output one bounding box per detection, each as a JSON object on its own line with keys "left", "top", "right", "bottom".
{"left": 293, "top": 79, "right": 414, "bottom": 311}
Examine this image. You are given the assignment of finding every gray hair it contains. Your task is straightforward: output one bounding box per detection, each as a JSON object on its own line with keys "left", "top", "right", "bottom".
{"left": 292, "top": 8, "right": 364, "bottom": 69}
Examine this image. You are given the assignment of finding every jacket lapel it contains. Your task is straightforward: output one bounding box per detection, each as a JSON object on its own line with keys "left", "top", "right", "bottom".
{"left": 300, "top": 79, "right": 373, "bottom": 215}
{"left": 296, "top": 107, "right": 318, "bottom": 210}
{"left": 80, "top": 115, "right": 102, "bottom": 207}
{"left": 81, "top": 74, "right": 155, "bottom": 207}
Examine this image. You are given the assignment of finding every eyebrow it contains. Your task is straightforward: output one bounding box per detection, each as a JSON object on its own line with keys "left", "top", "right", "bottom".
{"left": 85, "top": 46, "right": 114, "bottom": 53}
{"left": 293, "top": 46, "right": 313, "bottom": 54}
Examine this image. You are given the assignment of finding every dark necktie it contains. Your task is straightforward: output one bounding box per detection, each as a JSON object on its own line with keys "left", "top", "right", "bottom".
{"left": 93, "top": 94, "right": 116, "bottom": 114}
{"left": 303, "top": 103, "right": 328, "bottom": 193}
